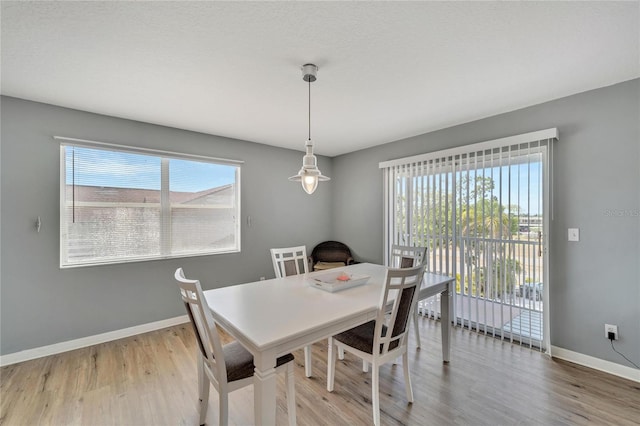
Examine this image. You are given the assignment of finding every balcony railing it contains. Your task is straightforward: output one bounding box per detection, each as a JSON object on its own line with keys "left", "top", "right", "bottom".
{"left": 418, "top": 236, "right": 544, "bottom": 348}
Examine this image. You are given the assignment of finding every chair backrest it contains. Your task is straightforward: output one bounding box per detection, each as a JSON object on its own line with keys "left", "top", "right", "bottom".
{"left": 310, "top": 241, "right": 353, "bottom": 264}
{"left": 390, "top": 244, "right": 427, "bottom": 269}
{"left": 270, "top": 245, "right": 309, "bottom": 278}
{"left": 374, "top": 264, "right": 426, "bottom": 355}
{"left": 174, "top": 268, "right": 226, "bottom": 384}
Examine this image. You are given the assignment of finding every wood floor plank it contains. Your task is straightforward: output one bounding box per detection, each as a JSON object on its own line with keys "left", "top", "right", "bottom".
{"left": 1, "top": 319, "right": 638, "bottom": 425}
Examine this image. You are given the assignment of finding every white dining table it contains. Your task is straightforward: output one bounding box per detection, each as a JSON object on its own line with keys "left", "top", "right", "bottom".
{"left": 203, "top": 262, "right": 455, "bottom": 425}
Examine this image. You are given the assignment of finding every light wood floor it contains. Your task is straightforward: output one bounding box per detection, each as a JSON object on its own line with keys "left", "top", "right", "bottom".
{"left": 2, "top": 318, "right": 639, "bottom": 425}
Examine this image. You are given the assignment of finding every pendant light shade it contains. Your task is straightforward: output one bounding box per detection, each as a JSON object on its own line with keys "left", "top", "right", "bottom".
{"left": 290, "top": 139, "right": 330, "bottom": 194}
{"left": 288, "top": 63, "right": 330, "bottom": 194}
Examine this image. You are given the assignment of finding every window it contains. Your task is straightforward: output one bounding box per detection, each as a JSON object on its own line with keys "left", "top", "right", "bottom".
{"left": 59, "top": 138, "right": 241, "bottom": 268}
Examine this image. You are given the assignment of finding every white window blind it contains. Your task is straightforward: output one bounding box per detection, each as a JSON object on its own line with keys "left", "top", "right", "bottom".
{"left": 380, "top": 129, "right": 556, "bottom": 350}
{"left": 58, "top": 137, "right": 242, "bottom": 268}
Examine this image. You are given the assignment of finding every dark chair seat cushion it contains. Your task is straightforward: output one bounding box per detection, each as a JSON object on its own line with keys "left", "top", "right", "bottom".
{"left": 223, "top": 341, "right": 294, "bottom": 383}
{"left": 334, "top": 320, "right": 399, "bottom": 354}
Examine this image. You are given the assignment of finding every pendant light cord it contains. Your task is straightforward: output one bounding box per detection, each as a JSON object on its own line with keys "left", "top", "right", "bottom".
{"left": 308, "top": 78, "right": 311, "bottom": 140}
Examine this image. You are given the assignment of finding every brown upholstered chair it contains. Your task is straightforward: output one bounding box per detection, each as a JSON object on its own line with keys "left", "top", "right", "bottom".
{"left": 309, "top": 241, "right": 355, "bottom": 271}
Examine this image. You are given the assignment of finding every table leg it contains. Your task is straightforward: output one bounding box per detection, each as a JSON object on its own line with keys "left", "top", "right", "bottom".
{"left": 253, "top": 352, "right": 278, "bottom": 426}
{"left": 440, "top": 283, "right": 452, "bottom": 363}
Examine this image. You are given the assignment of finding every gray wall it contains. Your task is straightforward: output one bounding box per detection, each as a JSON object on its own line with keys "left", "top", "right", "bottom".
{"left": 0, "top": 96, "right": 333, "bottom": 355}
{"left": 331, "top": 79, "right": 639, "bottom": 368}
{"left": 2, "top": 79, "right": 639, "bottom": 370}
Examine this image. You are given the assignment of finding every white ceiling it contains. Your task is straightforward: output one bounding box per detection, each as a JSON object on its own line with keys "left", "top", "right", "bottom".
{"left": 1, "top": 1, "right": 638, "bottom": 157}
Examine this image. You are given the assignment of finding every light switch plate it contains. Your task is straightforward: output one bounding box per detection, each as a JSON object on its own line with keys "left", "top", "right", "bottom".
{"left": 568, "top": 228, "right": 580, "bottom": 242}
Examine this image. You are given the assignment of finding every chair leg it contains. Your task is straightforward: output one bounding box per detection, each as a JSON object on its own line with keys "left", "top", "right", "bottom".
{"left": 219, "top": 389, "right": 229, "bottom": 426}
{"left": 413, "top": 308, "right": 421, "bottom": 349}
{"left": 371, "top": 363, "right": 380, "bottom": 426}
{"left": 197, "top": 353, "right": 210, "bottom": 426}
{"left": 327, "top": 337, "right": 337, "bottom": 392}
{"left": 286, "top": 362, "right": 297, "bottom": 426}
{"left": 402, "top": 351, "right": 414, "bottom": 403}
{"left": 304, "top": 345, "right": 313, "bottom": 378}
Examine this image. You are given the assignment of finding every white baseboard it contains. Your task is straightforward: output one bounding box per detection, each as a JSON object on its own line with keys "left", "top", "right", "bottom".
{"left": 551, "top": 345, "right": 640, "bottom": 383}
{"left": 0, "top": 315, "right": 189, "bottom": 367}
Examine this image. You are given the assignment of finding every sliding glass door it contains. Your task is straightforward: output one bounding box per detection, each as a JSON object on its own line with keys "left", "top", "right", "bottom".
{"left": 381, "top": 130, "right": 555, "bottom": 351}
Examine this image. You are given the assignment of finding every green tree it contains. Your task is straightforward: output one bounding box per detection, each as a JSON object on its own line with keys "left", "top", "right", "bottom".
{"left": 402, "top": 174, "right": 523, "bottom": 301}
{"left": 456, "top": 176, "right": 521, "bottom": 300}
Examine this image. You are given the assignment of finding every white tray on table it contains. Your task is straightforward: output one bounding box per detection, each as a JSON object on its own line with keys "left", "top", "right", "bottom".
{"left": 309, "top": 271, "right": 370, "bottom": 293}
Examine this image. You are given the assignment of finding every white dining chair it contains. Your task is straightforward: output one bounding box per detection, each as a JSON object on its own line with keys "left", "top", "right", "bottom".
{"left": 270, "top": 245, "right": 310, "bottom": 278}
{"left": 270, "top": 245, "right": 325, "bottom": 377}
{"left": 363, "top": 244, "right": 428, "bottom": 373}
{"left": 390, "top": 244, "right": 428, "bottom": 349}
{"left": 175, "top": 268, "right": 297, "bottom": 426}
{"left": 326, "top": 264, "right": 426, "bottom": 426}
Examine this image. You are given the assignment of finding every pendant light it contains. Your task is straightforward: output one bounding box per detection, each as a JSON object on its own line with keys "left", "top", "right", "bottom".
{"left": 289, "top": 63, "right": 330, "bottom": 194}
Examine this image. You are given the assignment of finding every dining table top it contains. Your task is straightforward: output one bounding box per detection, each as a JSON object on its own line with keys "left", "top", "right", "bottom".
{"left": 203, "top": 262, "right": 454, "bottom": 355}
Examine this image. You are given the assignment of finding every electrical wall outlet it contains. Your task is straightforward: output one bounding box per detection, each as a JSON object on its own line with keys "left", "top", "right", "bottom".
{"left": 605, "top": 324, "right": 618, "bottom": 340}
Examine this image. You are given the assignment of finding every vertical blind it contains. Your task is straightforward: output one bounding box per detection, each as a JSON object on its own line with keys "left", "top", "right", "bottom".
{"left": 380, "top": 129, "right": 557, "bottom": 350}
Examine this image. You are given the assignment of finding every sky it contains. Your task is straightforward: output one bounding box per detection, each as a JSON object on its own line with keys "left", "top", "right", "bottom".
{"left": 479, "top": 161, "right": 543, "bottom": 216}
{"left": 407, "top": 158, "right": 543, "bottom": 216}
{"left": 64, "top": 145, "right": 237, "bottom": 192}
{"left": 65, "top": 145, "right": 543, "bottom": 214}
